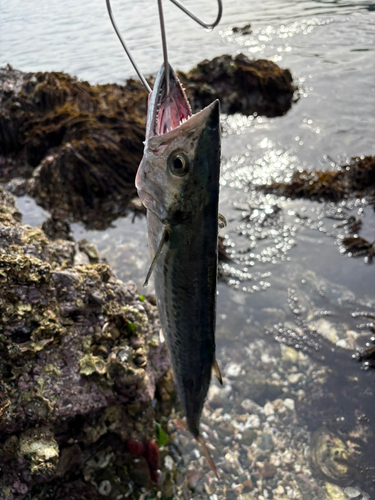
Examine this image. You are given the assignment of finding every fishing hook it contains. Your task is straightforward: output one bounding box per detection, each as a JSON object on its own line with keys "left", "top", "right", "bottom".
{"left": 169, "top": 0, "right": 223, "bottom": 31}
{"left": 105, "top": 0, "right": 223, "bottom": 94}
{"left": 105, "top": 0, "right": 152, "bottom": 92}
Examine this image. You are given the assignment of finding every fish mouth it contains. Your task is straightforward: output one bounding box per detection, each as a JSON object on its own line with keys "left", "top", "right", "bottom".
{"left": 137, "top": 189, "right": 156, "bottom": 204}
{"left": 148, "top": 64, "right": 192, "bottom": 137}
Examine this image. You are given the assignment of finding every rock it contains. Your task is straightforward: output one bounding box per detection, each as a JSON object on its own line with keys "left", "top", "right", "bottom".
{"left": 226, "top": 361, "right": 242, "bottom": 378}
{"left": 282, "top": 346, "right": 299, "bottom": 364}
{"left": 259, "top": 156, "right": 375, "bottom": 207}
{"left": 178, "top": 54, "right": 295, "bottom": 117}
{"left": 343, "top": 487, "right": 362, "bottom": 499}
{"left": 241, "top": 428, "right": 257, "bottom": 446}
{"left": 0, "top": 187, "right": 170, "bottom": 499}
{"left": 1, "top": 57, "right": 296, "bottom": 229}
{"left": 283, "top": 398, "right": 295, "bottom": 411}
{"left": 309, "top": 318, "right": 339, "bottom": 344}
{"left": 324, "top": 483, "right": 347, "bottom": 500}
{"left": 0, "top": 66, "right": 147, "bottom": 230}
{"left": 288, "top": 373, "right": 304, "bottom": 384}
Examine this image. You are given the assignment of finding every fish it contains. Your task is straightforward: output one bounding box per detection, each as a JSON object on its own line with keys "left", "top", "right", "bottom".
{"left": 135, "top": 63, "right": 222, "bottom": 474}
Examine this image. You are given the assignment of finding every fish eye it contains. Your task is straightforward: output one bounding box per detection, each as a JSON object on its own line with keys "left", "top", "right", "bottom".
{"left": 168, "top": 152, "right": 190, "bottom": 177}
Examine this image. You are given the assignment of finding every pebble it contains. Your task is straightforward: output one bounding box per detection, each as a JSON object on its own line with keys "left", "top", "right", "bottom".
{"left": 336, "top": 339, "right": 349, "bottom": 349}
{"left": 287, "top": 373, "right": 303, "bottom": 384}
{"left": 281, "top": 346, "right": 299, "bottom": 364}
{"left": 98, "top": 480, "right": 112, "bottom": 496}
{"left": 241, "top": 399, "right": 262, "bottom": 413}
{"left": 258, "top": 433, "right": 274, "bottom": 452}
{"left": 226, "top": 362, "right": 242, "bottom": 378}
{"left": 241, "top": 428, "right": 257, "bottom": 445}
{"left": 324, "top": 482, "right": 347, "bottom": 500}
{"left": 264, "top": 402, "right": 274, "bottom": 416}
{"left": 273, "top": 485, "right": 285, "bottom": 495}
{"left": 248, "top": 414, "right": 261, "bottom": 428}
{"left": 164, "top": 455, "right": 174, "bottom": 471}
{"left": 310, "top": 318, "right": 339, "bottom": 343}
{"left": 283, "top": 398, "right": 295, "bottom": 411}
{"left": 344, "top": 486, "right": 362, "bottom": 499}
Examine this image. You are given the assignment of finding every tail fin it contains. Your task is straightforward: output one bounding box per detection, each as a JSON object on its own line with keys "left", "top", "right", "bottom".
{"left": 196, "top": 434, "right": 219, "bottom": 479}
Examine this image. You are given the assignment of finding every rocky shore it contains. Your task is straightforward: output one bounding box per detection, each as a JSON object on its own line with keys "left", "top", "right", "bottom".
{"left": 0, "top": 187, "right": 174, "bottom": 499}
{"left": 0, "top": 55, "right": 296, "bottom": 230}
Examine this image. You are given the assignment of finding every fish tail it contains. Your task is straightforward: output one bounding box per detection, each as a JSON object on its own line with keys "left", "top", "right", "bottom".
{"left": 196, "top": 434, "right": 219, "bottom": 479}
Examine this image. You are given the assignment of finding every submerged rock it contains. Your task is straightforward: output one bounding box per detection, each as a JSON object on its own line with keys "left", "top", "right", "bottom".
{"left": 310, "top": 428, "right": 351, "bottom": 482}
{"left": 0, "top": 187, "right": 171, "bottom": 499}
{"left": 0, "top": 56, "right": 295, "bottom": 229}
{"left": 259, "top": 156, "right": 375, "bottom": 204}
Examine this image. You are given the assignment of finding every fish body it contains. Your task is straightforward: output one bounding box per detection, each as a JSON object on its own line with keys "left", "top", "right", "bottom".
{"left": 136, "top": 64, "right": 220, "bottom": 460}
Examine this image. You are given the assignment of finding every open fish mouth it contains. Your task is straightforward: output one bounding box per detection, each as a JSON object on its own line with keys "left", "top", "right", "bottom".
{"left": 149, "top": 64, "right": 192, "bottom": 137}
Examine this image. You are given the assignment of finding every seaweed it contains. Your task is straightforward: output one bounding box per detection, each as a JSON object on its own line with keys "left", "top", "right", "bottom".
{"left": 178, "top": 53, "right": 296, "bottom": 118}
{"left": 1, "top": 56, "right": 296, "bottom": 229}
{"left": 259, "top": 156, "right": 375, "bottom": 203}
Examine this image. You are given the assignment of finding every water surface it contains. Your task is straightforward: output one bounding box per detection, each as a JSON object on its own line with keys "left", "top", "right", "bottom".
{"left": 2, "top": 0, "right": 375, "bottom": 498}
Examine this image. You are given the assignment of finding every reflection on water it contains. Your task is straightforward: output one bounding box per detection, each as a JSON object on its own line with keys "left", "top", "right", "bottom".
{"left": 3, "top": 0, "right": 375, "bottom": 497}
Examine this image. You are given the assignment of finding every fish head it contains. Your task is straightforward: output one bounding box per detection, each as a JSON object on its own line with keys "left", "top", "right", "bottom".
{"left": 136, "top": 64, "right": 220, "bottom": 225}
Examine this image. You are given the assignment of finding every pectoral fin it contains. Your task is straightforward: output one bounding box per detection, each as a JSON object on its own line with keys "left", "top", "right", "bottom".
{"left": 218, "top": 213, "right": 227, "bottom": 229}
{"left": 143, "top": 227, "right": 170, "bottom": 287}
{"left": 212, "top": 359, "right": 223, "bottom": 385}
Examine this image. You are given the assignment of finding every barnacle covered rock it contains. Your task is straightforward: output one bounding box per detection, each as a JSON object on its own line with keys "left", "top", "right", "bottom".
{"left": 309, "top": 427, "right": 351, "bottom": 482}
{"left": 0, "top": 187, "right": 171, "bottom": 499}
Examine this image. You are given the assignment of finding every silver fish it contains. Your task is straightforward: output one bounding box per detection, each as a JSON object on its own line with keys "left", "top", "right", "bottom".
{"left": 136, "top": 64, "right": 222, "bottom": 474}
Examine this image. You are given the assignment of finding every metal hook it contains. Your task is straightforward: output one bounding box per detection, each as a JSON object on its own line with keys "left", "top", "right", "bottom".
{"left": 106, "top": 0, "right": 223, "bottom": 94}
{"left": 157, "top": 0, "right": 170, "bottom": 96}
{"left": 169, "top": 0, "right": 223, "bottom": 31}
{"left": 106, "top": 0, "right": 152, "bottom": 92}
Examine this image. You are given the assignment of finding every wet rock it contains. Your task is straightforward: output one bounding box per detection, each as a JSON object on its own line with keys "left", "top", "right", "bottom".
{"left": 344, "top": 486, "right": 362, "bottom": 499}
{"left": 1, "top": 57, "right": 295, "bottom": 229}
{"left": 232, "top": 23, "right": 252, "bottom": 35}
{"left": 310, "top": 428, "right": 351, "bottom": 482}
{"left": 340, "top": 235, "right": 375, "bottom": 262}
{"left": 0, "top": 187, "right": 170, "bottom": 498}
{"left": 19, "top": 428, "right": 59, "bottom": 476}
{"left": 257, "top": 461, "right": 277, "bottom": 479}
{"left": 309, "top": 318, "right": 339, "bottom": 343}
{"left": 324, "top": 482, "right": 347, "bottom": 500}
{"left": 178, "top": 53, "right": 295, "bottom": 118}
{"left": 259, "top": 156, "right": 375, "bottom": 205}
{"left": 356, "top": 336, "right": 375, "bottom": 369}
{"left": 78, "top": 238, "right": 100, "bottom": 263}
{"left": 41, "top": 216, "right": 73, "bottom": 241}
{"left": 0, "top": 65, "right": 147, "bottom": 229}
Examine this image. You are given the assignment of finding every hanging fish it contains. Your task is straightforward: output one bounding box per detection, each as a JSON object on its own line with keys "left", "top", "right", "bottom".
{"left": 136, "top": 63, "right": 223, "bottom": 474}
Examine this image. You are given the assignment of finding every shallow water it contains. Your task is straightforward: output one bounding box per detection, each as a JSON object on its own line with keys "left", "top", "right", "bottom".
{"left": 2, "top": 0, "right": 375, "bottom": 498}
